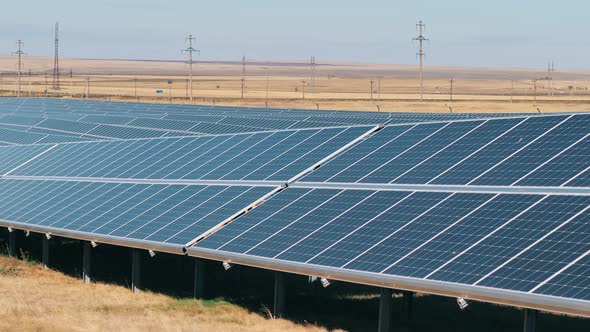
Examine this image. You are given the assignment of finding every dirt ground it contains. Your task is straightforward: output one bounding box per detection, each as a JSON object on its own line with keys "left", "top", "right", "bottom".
{"left": 1, "top": 55, "right": 589, "bottom": 113}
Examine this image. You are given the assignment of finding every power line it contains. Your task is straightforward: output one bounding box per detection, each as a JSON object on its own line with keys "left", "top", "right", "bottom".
{"left": 413, "top": 20, "right": 429, "bottom": 102}
{"left": 53, "top": 22, "right": 60, "bottom": 91}
{"left": 13, "top": 40, "right": 26, "bottom": 98}
{"left": 182, "top": 34, "right": 199, "bottom": 103}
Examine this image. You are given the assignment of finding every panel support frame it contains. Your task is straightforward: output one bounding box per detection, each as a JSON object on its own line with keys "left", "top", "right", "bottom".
{"left": 82, "top": 241, "right": 92, "bottom": 284}
{"left": 131, "top": 248, "right": 142, "bottom": 293}
{"left": 378, "top": 287, "right": 393, "bottom": 332}
{"left": 274, "top": 271, "right": 286, "bottom": 318}
{"left": 42, "top": 235, "right": 50, "bottom": 269}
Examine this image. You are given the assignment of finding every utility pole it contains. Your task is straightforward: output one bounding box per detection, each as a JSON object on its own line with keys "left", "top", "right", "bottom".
{"left": 241, "top": 56, "right": 246, "bottom": 99}
{"left": 449, "top": 78, "right": 454, "bottom": 101}
{"left": 264, "top": 67, "right": 270, "bottom": 107}
{"left": 84, "top": 76, "right": 89, "bottom": 98}
{"left": 413, "top": 20, "right": 429, "bottom": 101}
{"left": 182, "top": 34, "right": 199, "bottom": 103}
{"left": 370, "top": 80, "right": 375, "bottom": 100}
{"left": 53, "top": 22, "right": 60, "bottom": 90}
{"left": 301, "top": 80, "right": 306, "bottom": 99}
{"left": 547, "top": 60, "right": 555, "bottom": 97}
{"left": 168, "top": 80, "right": 173, "bottom": 103}
{"left": 310, "top": 56, "right": 316, "bottom": 98}
{"left": 14, "top": 40, "right": 26, "bottom": 98}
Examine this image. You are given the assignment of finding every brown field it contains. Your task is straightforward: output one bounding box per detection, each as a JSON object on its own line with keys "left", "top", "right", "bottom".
{"left": 0, "top": 255, "right": 331, "bottom": 332}
{"left": 1, "top": 55, "right": 590, "bottom": 113}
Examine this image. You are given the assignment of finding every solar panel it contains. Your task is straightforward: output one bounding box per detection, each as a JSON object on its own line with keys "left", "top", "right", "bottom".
{"left": 302, "top": 114, "right": 590, "bottom": 187}
{"left": 196, "top": 185, "right": 590, "bottom": 303}
{"left": 0, "top": 178, "right": 273, "bottom": 246}
{"left": 7, "top": 126, "right": 373, "bottom": 181}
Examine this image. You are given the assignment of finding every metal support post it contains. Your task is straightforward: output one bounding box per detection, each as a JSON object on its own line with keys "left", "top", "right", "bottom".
{"left": 42, "top": 236, "right": 50, "bottom": 269}
{"left": 274, "top": 271, "right": 286, "bottom": 318}
{"left": 523, "top": 308, "right": 537, "bottom": 332}
{"left": 131, "top": 248, "right": 142, "bottom": 293}
{"left": 82, "top": 241, "right": 92, "bottom": 284}
{"left": 8, "top": 230, "right": 16, "bottom": 257}
{"left": 402, "top": 290, "right": 414, "bottom": 321}
{"left": 378, "top": 288, "right": 393, "bottom": 332}
{"left": 193, "top": 258, "right": 205, "bottom": 299}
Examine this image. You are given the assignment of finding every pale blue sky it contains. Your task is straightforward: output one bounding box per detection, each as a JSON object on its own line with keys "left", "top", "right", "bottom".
{"left": 1, "top": 0, "right": 588, "bottom": 69}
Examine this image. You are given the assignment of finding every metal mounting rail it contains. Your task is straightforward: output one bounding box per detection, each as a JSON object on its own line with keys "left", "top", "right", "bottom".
{"left": 286, "top": 125, "right": 383, "bottom": 185}
{"left": 183, "top": 185, "right": 286, "bottom": 248}
{"left": 0, "top": 175, "right": 285, "bottom": 188}
{"left": 0, "top": 219, "right": 185, "bottom": 255}
{"left": 290, "top": 182, "right": 590, "bottom": 196}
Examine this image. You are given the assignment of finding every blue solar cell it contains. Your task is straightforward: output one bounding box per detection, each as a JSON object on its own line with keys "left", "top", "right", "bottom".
{"left": 0, "top": 144, "right": 52, "bottom": 175}
{"left": 381, "top": 194, "right": 542, "bottom": 278}
{"left": 427, "top": 195, "right": 590, "bottom": 285}
{"left": 430, "top": 116, "right": 569, "bottom": 185}
{"left": 0, "top": 179, "right": 272, "bottom": 246}
{"left": 471, "top": 115, "right": 589, "bottom": 186}
{"left": 515, "top": 136, "right": 590, "bottom": 187}
{"left": 477, "top": 208, "right": 590, "bottom": 291}
{"left": 534, "top": 254, "right": 590, "bottom": 300}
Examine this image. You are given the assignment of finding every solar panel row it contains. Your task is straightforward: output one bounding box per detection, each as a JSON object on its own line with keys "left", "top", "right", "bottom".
{"left": 0, "top": 178, "right": 273, "bottom": 245}
{"left": 303, "top": 114, "right": 590, "bottom": 187}
{"left": 0, "top": 98, "right": 588, "bottom": 317}
{"left": 6, "top": 126, "right": 374, "bottom": 181}
{"left": 196, "top": 187, "right": 590, "bottom": 301}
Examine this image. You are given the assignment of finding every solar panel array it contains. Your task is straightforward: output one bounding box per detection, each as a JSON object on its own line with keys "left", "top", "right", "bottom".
{"left": 0, "top": 97, "right": 588, "bottom": 317}
{"left": 0, "top": 97, "right": 538, "bottom": 141}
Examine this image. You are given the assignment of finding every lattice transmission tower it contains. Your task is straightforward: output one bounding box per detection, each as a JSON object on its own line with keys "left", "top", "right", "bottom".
{"left": 182, "top": 34, "right": 199, "bottom": 103}
{"left": 413, "top": 20, "right": 429, "bottom": 101}
{"left": 53, "top": 22, "right": 60, "bottom": 90}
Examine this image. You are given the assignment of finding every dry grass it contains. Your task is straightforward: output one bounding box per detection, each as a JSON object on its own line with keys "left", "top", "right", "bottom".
{"left": 1, "top": 55, "right": 590, "bottom": 113}
{"left": 0, "top": 256, "right": 333, "bottom": 332}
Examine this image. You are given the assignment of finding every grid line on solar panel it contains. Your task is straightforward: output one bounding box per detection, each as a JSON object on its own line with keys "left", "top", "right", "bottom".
{"left": 532, "top": 251, "right": 590, "bottom": 300}
{"left": 474, "top": 206, "right": 590, "bottom": 290}
{"left": 467, "top": 114, "right": 574, "bottom": 185}
{"left": 529, "top": 249, "right": 590, "bottom": 293}
{"left": 426, "top": 195, "right": 590, "bottom": 285}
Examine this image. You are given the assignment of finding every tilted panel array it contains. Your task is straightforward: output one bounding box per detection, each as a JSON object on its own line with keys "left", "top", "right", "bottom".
{"left": 190, "top": 113, "right": 590, "bottom": 316}
{"left": 0, "top": 124, "right": 375, "bottom": 251}
{"left": 197, "top": 188, "right": 590, "bottom": 301}
{"left": 0, "top": 179, "right": 273, "bottom": 246}
{"left": 0, "top": 97, "right": 541, "bottom": 139}
{"left": 302, "top": 114, "right": 590, "bottom": 187}
{"left": 1, "top": 97, "right": 589, "bottom": 317}
{"left": 9, "top": 126, "right": 372, "bottom": 181}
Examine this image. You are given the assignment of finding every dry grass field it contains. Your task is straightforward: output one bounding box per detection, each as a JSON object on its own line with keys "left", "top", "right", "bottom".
{"left": 0, "top": 255, "right": 331, "bottom": 332}
{"left": 1, "top": 55, "right": 590, "bottom": 113}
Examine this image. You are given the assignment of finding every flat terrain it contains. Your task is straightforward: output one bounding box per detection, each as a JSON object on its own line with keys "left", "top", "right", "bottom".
{"left": 1, "top": 55, "right": 590, "bottom": 113}
{"left": 0, "top": 255, "right": 330, "bottom": 332}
